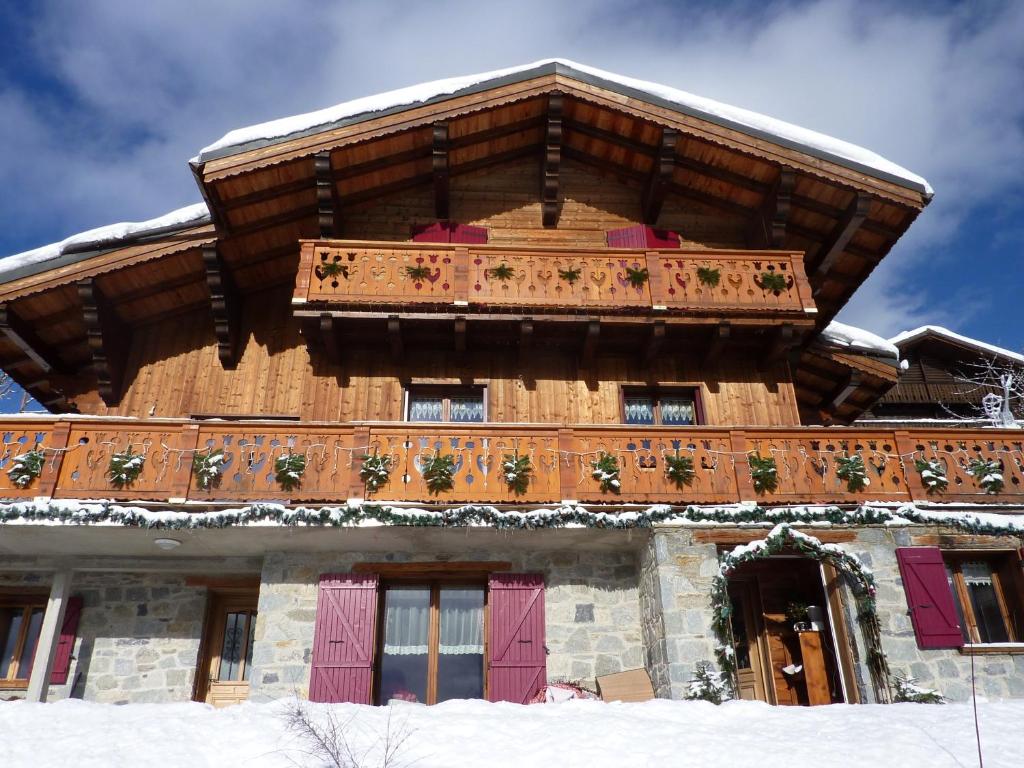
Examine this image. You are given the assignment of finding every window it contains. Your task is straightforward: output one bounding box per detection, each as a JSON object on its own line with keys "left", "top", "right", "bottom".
{"left": 406, "top": 387, "right": 485, "bottom": 423}
{"left": 0, "top": 598, "right": 46, "bottom": 687}
{"left": 944, "top": 552, "right": 1023, "bottom": 644}
{"left": 622, "top": 389, "right": 700, "bottom": 426}
{"left": 376, "top": 582, "right": 485, "bottom": 705}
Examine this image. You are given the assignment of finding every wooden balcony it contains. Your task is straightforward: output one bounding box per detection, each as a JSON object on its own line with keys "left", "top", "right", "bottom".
{"left": 292, "top": 240, "right": 818, "bottom": 323}
{"left": 2, "top": 418, "right": 1023, "bottom": 508}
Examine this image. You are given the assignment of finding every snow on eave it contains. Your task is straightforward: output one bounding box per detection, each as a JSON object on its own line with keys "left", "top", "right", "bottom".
{"left": 0, "top": 203, "right": 211, "bottom": 284}
{"left": 818, "top": 320, "right": 900, "bottom": 364}
{"left": 194, "top": 59, "right": 931, "bottom": 197}
{"left": 889, "top": 326, "right": 1024, "bottom": 365}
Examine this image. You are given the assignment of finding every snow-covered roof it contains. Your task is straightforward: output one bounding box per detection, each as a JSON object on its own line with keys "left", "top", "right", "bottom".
{"left": 0, "top": 202, "right": 210, "bottom": 283}
{"left": 890, "top": 326, "right": 1024, "bottom": 364}
{"left": 194, "top": 59, "right": 931, "bottom": 196}
{"left": 818, "top": 320, "right": 900, "bottom": 362}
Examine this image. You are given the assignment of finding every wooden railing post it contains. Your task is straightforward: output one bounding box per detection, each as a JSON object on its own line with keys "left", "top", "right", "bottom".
{"left": 36, "top": 420, "right": 70, "bottom": 499}
{"left": 350, "top": 426, "right": 371, "bottom": 499}
{"left": 789, "top": 252, "right": 817, "bottom": 314}
{"left": 645, "top": 251, "right": 667, "bottom": 310}
{"left": 175, "top": 423, "right": 201, "bottom": 502}
{"left": 892, "top": 429, "right": 923, "bottom": 502}
{"left": 558, "top": 428, "right": 577, "bottom": 502}
{"left": 730, "top": 430, "right": 756, "bottom": 502}
{"left": 293, "top": 242, "right": 315, "bottom": 305}
{"left": 453, "top": 246, "right": 470, "bottom": 306}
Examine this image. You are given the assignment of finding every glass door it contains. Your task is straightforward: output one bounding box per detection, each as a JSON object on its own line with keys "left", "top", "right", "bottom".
{"left": 198, "top": 592, "right": 258, "bottom": 707}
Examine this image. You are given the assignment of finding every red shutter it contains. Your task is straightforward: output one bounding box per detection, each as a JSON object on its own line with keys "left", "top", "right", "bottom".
{"left": 309, "top": 573, "right": 379, "bottom": 703}
{"left": 49, "top": 595, "right": 83, "bottom": 685}
{"left": 895, "top": 547, "right": 965, "bottom": 649}
{"left": 606, "top": 225, "right": 680, "bottom": 249}
{"left": 488, "top": 573, "right": 546, "bottom": 703}
{"left": 411, "top": 222, "right": 451, "bottom": 243}
{"left": 449, "top": 224, "right": 488, "bottom": 244}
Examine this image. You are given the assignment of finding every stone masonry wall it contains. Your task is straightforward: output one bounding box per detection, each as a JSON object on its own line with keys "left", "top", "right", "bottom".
{"left": 0, "top": 571, "right": 206, "bottom": 704}
{"left": 250, "top": 547, "right": 642, "bottom": 701}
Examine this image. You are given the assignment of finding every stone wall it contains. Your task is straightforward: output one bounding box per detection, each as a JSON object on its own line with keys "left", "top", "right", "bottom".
{"left": 250, "top": 547, "right": 642, "bottom": 701}
{"left": 0, "top": 571, "right": 207, "bottom": 704}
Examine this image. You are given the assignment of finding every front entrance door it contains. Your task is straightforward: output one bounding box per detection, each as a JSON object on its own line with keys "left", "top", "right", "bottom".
{"left": 196, "top": 591, "right": 258, "bottom": 707}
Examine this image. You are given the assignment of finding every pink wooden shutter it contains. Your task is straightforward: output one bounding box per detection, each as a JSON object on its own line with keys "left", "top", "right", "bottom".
{"left": 50, "top": 595, "right": 83, "bottom": 685}
{"left": 411, "top": 221, "right": 451, "bottom": 243}
{"left": 488, "top": 573, "right": 546, "bottom": 703}
{"left": 606, "top": 225, "right": 679, "bottom": 249}
{"left": 309, "top": 573, "right": 379, "bottom": 703}
{"left": 895, "top": 547, "right": 964, "bottom": 649}
{"left": 449, "top": 224, "right": 488, "bottom": 244}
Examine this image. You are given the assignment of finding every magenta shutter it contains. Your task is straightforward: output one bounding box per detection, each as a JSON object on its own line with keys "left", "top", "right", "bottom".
{"left": 49, "top": 595, "right": 83, "bottom": 685}
{"left": 449, "top": 224, "right": 488, "bottom": 244}
{"left": 488, "top": 573, "right": 546, "bottom": 703}
{"left": 309, "top": 573, "right": 379, "bottom": 703}
{"left": 606, "top": 225, "right": 680, "bottom": 249}
{"left": 411, "top": 221, "right": 451, "bottom": 242}
{"left": 895, "top": 547, "right": 964, "bottom": 649}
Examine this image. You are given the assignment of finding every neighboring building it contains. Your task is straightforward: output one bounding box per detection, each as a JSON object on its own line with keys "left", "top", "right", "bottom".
{"left": 857, "top": 325, "right": 1024, "bottom": 426}
{"left": 2, "top": 60, "right": 1023, "bottom": 710}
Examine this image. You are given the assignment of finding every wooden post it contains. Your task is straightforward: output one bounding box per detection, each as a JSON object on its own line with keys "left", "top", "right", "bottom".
{"left": 36, "top": 421, "right": 71, "bottom": 498}
{"left": 26, "top": 569, "right": 73, "bottom": 703}
{"left": 558, "top": 428, "right": 577, "bottom": 502}
{"left": 541, "top": 93, "right": 563, "bottom": 227}
{"left": 453, "top": 246, "right": 470, "bottom": 304}
{"left": 893, "top": 429, "right": 923, "bottom": 502}
{"left": 731, "top": 430, "right": 756, "bottom": 502}
{"left": 645, "top": 251, "right": 667, "bottom": 308}
{"left": 175, "top": 423, "right": 201, "bottom": 501}
{"left": 350, "top": 426, "right": 371, "bottom": 499}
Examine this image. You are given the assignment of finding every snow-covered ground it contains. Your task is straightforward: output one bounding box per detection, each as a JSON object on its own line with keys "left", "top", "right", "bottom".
{"left": 1, "top": 697, "right": 1018, "bottom": 767}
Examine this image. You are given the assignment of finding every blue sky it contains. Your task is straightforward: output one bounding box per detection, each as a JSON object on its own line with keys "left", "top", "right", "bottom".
{"left": 0, "top": 0, "right": 1022, "bottom": 410}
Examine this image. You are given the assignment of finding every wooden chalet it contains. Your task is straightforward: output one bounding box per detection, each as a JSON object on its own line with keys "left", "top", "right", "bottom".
{"left": 2, "top": 60, "right": 1022, "bottom": 712}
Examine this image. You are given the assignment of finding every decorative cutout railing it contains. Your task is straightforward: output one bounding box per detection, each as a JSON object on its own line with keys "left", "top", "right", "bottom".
{"left": 294, "top": 240, "right": 816, "bottom": 317}
{"left": 1, "top": 419, "right": 1022, "bottom": 506}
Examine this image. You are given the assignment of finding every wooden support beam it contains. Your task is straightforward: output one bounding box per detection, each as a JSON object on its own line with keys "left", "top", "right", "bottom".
{"left": 812, "top": 193, "right": 872, "bottom": 283}
{"left": 314, "top": 151, "right": 340, "bottom": 238}
{"left": 77, "top": 278, "right": 129, "bottom": 406}
{"left": 642, "top": 129, "right": 678, "bottom": 225}
{"left": 0, "top": 302, "right": 69, "bottom": 374}
{"left": 454, "top": 316, "right": 467, "bottom": 354}
{"left": 203, "top": 244, "right": 241, "bottom": 369}
{"left": 761, "top": 323, "right": 795, "bottom": 366}
{"left": 643, "top": 320, "right": 666, "bottom": 366}
{"left": 542, "top": 93, "right": 563, "bottom": 227}
{"left": 704, "top": 322, "right": 730, "bottom": 366}
{"left": 432, "top": 122, "right": 450, "bottom": 221}
{"left": 319, "top": 313, "right": 340, "bottom": 367}
{"left": 387, "top": 315, "right": 403, "bottom": 360}
{"left": 581, "top": 318, "right": 600, "bottom": 367}
{"left": 824, "top": 372, "right": 863, "bottom": 412}
{"left": 748, "top": 168, "right": 795, "bottom": 247}
{"left": 519, "top": 317, "right": 533, "bottom": 364}
{"left": 25, "top": 570, "right": 72, "bottom": 703}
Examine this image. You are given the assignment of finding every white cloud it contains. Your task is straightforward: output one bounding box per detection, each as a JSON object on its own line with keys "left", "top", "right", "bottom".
{"left": 2, "top": 0, "right": 1022, "bottom": 338}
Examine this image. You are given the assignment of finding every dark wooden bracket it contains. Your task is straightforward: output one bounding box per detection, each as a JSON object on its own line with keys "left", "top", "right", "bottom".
{"left": 387, "top": 315, "right": 403, "bottom": 360}
{"left": 519, "top": 317, "right": 534, "bottom": 365}
{"left": 314, "top": 151, "right": 340, "bottom": 239}
{"left": 77, "top": 278, "right": 129, "bottom": 406}
{"left": 824, "top": 371, "right": 863, "bottom": 418}
{"left": 0, "top": 302, "right": 69, "bottom": 375}
{"left": 704, "top": 322, "right": 731, "bottom": 366}
{"left": 454, "top": 317, "right": 467, "bottom": 354}
{"left": 581, "top": 318, "right": 600, "bottom": 367}
{"left": 812, "top": 192, "right": 871, "bottom": 288}
{"left": 319, "top": 313, "right": 341, "bottom": 367}
{"left": 542, "top": 93, "right": 563, "bottom": 227}
{"left": 433, "top": 122, "right": 450, "bottom": 221}
{"left": 643, "top": 320, "right": 666, "bottom": 366}
{"left": 642, "top": 128, "right": 678, "bottom": 225}
{"left": 748, "top": 168, "right": 795, "bottom": 248}
{"left": 203, "top": 244, "right": 241, "bottom": 369}
{"left": 760, "top": 323, "right": 796, "bottom": 366}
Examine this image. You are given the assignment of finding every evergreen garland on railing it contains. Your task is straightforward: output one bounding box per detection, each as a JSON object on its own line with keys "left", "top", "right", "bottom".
{"left": 502, "top": 453, "right": 532, "bottom": 495}
{"left": 696, "top": 267, "right": 720, "bottom": 287}
{"left": 665, "top": 453, "right": 696, "bottom": 489}
{"left": 405, "top": 265, "right": 431, "bottom": 280}
{"left": 359, "top": 453, "right": 392, "bottom": 493}
{"left": 274, "top": 453, "right": 306, "bottom": 492}
{"left": 7, "top": 447, "right": 45, "bottom": 489}
{"left": 192, "top": 449, "right": 225, "bottom": 491}
{"left": 758, "top": 271, "right": 788, "bottom": 293}
{"left": 487, "top": 263, "right": 515, "bottom": 281}
{"left": 558, "top": 267, "right": 582, "bottom": 285}
{"left": 747, "top": 454, "right": 778, "bottom": 494}
{"left": 967, "top": 457, "right": 1004, "bottom": 494}
{"left": 422, "top": 453, "right": 457, "bottom": 495}
{"left": 590, "top": 452, "right": 621, "bottom": 493}
{"left": 836, "top": 453, "right": 870, "bottom": 493}
{"left": 625, "top": 266, "right": 649, "bottom": 288}
{"left": 914, "top": 458, "right": 948, "bottom": 494}
{"left": 108, "top": 447, "right": 145, "bottom": 489}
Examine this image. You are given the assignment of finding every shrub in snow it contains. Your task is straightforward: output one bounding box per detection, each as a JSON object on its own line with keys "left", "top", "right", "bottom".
{"left": 274, "top": 452, "right": 306, "bottom": 492}
{"left": 590, "top": 452, "right": 621, "bottom": 493}
{"left": 7, "top": 447, "right": 45, "bottom": 489}
{"left": 359, "top": 452, "right": 392, "bottom": 493}
{"left": 684, "top": 662, "right": 731, "bottom": 705}
{"left": 893, "top": 675, "right": 944, "bottom": 704}
{"left": 283, "top": 698, "right": 413, "bottom": 768}
{"left": 501, "top": 453, "right": 532, "bottom": 495}
{"left": 966, "top": 457, "right": 1004, "bottom": 495}
{"left": 192, "top": 449, "right": 224, "bottom": 491}
{"left": 108, "top": 447, "right": 145, "bottom": 489}
{"left": 914, "top": 458, "right": 948, "bottom": 494}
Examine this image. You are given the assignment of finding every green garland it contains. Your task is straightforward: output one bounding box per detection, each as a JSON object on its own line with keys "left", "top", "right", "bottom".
{"left": 318, "top": 261, "right": 347, "bottom": 279}
{"left": 747, "top": 454, "right": 778, "bottom": 494}
{"left": 192, "top": 449, "right": 224, "bottom": 491}
{"left": 914, "top": 458, "right": 948, "bottom": 494}
{"left": 108, "top": 447, "right": 145, "bottom": 489}
{"left": 405, "top": 265, "right": 431, "bottom": 280}
{"left": 664, "top": 453, "right": 695, "bottom": 489}
{"left": 836, "top": 453, "right": 870, "bottom": 493}
{"left": 696, "top": 267, "right": 720, "bottom": 288}
{"left": 488, "top": 263, "right": 515, "bottom": 281}
{"left": 422, "top": 453, "right": 456, "bottom": 495}
{"left": 274, "top": 453, "right": 306, "bottom": 492}
{"left": 359, "top": 453, "right": 392, "bottom": 493}
{"left": 758, "top": 271, "right": 788, "bottom": 293}
{"left": 558, "top": 268, "right": 581, "bottom": 285}
{"left": 625, "top": 266, "right": 649, "bottom": 288}
{"left": 590, "top": 452, "right": 621, "bottom": 493}
{"left": 7, "top": 447, "right": 45, "bottom": 489}
{"left": 502, "top": 453, "right": 532, "bottom": 495}
{"left": 710, "top": 522, "right": 890, "bottom": 700}
{"left": 967, "top": 458, "right": 1004, "bottom": 494}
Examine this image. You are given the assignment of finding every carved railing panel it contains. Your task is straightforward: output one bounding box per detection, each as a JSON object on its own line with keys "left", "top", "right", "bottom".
{"left": 896, "top": 431, "right": 1024, "bottom": 503}
{"left": 651, "top": 253, "right": 810, "bottom": 312}
{"left": 54, "top": 424, "right": 193, "bottom": 500}
{"left": 743, "top": 431, "right": 911, "bottom": 503}
{"left": 0, "top": 422, "right": 66, "bottom": 498}
{"left": 302, "top": 243, "right": 457, "bottom": 305}
{"left": 569, "top": 428, "right": 739, "bottom": 503}
{"left": 189, "top": 427, "right": 355, "bottom": 501}
{"left": 365, "top": 427, "right": 561, "bottom": 503}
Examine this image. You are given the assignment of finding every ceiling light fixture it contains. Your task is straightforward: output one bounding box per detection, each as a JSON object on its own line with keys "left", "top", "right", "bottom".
{"left": 153, "top": 538, "right": 182, "bottom": 551}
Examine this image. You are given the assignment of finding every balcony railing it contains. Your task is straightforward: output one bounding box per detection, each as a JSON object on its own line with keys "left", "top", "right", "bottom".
{"left": 2, "top": 419, "right": 1023, "bottom": 507}
{"left": 293, "top": 240, "right": 818, "bottom": 318}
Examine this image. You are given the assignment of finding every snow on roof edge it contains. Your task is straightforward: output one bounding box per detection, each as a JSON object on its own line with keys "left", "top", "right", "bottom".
{"left": 0, "top": 202, "right": 210, "bottom": 283}
{"left": 890, "top": 326, "right": 1024, "bottom": 364}
{"left": 819, "top": 320, "right": 900, "bottom": 362}
{"left": 195, "top": 58, "right": 931, "bottom": 196}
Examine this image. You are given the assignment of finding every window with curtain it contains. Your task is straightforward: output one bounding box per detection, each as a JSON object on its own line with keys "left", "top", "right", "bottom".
{"left": 407, "top": 388, "right": 485, "bottom": 423}
{"left": 944, "top": 552, "right": 1022, "bottom": 644}
{"left": 623, "top": 390, "right": 699, "bottom": 426}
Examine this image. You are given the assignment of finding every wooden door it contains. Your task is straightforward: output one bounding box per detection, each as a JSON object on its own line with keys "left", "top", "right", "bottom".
{"left": 197, "top": 592, "right": 258, "bottom": 707}
{"left": 727, "top": 580, "right": 771, "bottom": 703}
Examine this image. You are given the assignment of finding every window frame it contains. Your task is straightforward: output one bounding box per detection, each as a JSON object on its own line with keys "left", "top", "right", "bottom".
{"left": 943, "top": 551, "right": 1022, "bottom": 645}
{"left": 0, "top": 595, "right": 47, "bottom": 688}
{"left": 404, "top": 385, "right": 487, "bottom": 423}
{"left": 620, "top": 386, "right": 704, "bottom": 426}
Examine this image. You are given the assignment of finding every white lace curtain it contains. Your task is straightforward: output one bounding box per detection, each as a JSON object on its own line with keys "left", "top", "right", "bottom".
{"left": 382, "top": 588, "right": 484, "bottom": 656}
